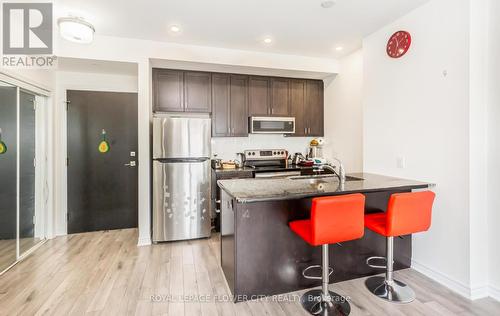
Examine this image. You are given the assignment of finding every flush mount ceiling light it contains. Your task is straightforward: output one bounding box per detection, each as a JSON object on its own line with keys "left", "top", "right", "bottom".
{"left": 321, "top": 1, "right": 336, "bottom": 8}
{"left": 57, "top": 17, "right": 95, "bottom": 44}
{"left": 335, "top": 46, "right": 343, "bottom": 51}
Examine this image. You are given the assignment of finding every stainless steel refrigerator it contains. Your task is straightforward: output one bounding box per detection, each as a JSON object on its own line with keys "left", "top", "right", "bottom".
{"left": 152, "top": 115, "right": 211, "bottom": 242}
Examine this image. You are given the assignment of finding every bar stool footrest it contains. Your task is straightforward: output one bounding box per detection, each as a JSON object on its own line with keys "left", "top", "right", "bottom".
{"left": 302, "top": 265, "right": 334, "bottom": 280}
{"left": 366, "top": 256, "right": 393, "bottom": 269}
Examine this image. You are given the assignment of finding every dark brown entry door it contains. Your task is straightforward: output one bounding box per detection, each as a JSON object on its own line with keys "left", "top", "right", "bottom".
{"left": 67, "top": 90, "right": 138, "bottom": 234}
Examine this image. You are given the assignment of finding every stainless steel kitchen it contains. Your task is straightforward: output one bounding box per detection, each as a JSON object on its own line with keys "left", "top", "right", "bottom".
{"left": 0, "top": 0, "right": 499, "bottom": 316}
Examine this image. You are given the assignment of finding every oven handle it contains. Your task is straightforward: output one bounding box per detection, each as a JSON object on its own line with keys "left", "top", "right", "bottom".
{"left": 254, "top": 171, "right": 301, "bottom": 178}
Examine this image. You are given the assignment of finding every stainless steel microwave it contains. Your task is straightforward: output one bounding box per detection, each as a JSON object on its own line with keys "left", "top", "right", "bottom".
{"left": 249, "top": 116, "right": 295, "bottom": 134}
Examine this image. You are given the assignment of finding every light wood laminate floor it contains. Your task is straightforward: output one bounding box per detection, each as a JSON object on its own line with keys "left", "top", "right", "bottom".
{"left": 0, "top": 229, "right": 499, "bottom": 316}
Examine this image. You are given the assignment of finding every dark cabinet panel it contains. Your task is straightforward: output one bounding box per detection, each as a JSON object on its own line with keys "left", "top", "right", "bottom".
{"left": 306, "top": 80, "right": 324, "bottom": 136}
{"left": 248, "top": 77, "right": 271, "bottom": 116}
{"left": 230, "top": 75, "right": 249, "bottom": 137}
{"left": 184, "top": 71, "right": 212, "bottom": 112}
{"left": 270, "top": 78, "right": 290, "bottom": 116}
{"left": 289, "top": 79, "right": 306, "bottom": 136}
{"left": 212, "top": 74, "right": 231, "bottom": 137}
{"left": 153, "top": 69, "right": 183, "bottom": 112}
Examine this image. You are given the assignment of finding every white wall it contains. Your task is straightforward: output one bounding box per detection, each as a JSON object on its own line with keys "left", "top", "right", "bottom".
{"left": 487, "top": 0, "right": 500, "bottom": 301}
{"left": 363, "top": 0, "right": 473, "bottom": 297}
{"left": 53, "top": 70, "right": 138, "bottom": 236}
{"left": 323, "top": 50, "right": 363, "bottom": 172}
{"left": 468, "top": 0, "right": 490, "bottom": 297}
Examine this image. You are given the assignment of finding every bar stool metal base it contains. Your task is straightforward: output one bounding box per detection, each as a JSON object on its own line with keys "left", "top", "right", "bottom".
{"left": 365, "top": 276, "right": 415, "bottom": 304}
{"left": 300, "top": 289, "right": 351, "bottom": 316}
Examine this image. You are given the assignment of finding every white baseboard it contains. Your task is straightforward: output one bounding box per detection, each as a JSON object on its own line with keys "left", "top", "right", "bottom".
{"left": 411, "top": 259, "right": 488, "bottom": 300}
{"left": 137, "top": 236, "right": 152, "bottom": 247}
{"left": 490, "top": 285, "right": 500, "bottom": 302}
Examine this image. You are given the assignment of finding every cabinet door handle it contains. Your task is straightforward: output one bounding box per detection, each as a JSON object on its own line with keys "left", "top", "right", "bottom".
{"left": 304, "top": 127, "right": 307, "bottom": 134}
{"left": 271, "top": 108, "right": 273, "bottom": 115}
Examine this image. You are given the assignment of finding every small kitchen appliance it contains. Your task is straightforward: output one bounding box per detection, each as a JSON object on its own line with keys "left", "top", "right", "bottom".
{"left": 307, "top": 138, "right": 327, "bottom": 165}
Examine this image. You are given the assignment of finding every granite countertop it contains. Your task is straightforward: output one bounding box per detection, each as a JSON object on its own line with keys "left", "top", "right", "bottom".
{"left": 212, "top": 164, "right": 319, "bottom": 174}
{"left": 217, "top": 172, "right": 433, "bottom": 203}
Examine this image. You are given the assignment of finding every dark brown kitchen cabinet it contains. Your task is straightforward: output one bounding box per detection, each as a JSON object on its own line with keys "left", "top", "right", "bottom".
{"left": 289, "top": 79, "right": 324, "bottom": 137}
{"left": 153, "top": 69, "right": 211, "bottom": 113}
{"left": 229, "top": 75, "right": 249, "bottom": 136}
{"left": 305, "top": 80, "right": 324, "bottom": 136}
{"left": 248, "top": 76, "right": 271, "bottom": 116}
{"left": 270, "top": 78, "right": 290, "bottom": 116}
{"left": 153, "top": 69, "right": 184, "bottom": 112}
{"left": 184, "top": 71, "right": 212, "bottom": 112}
{"left": 212, "top": 74, "right": 231, "bottom": 136}
{"left": 289, "top": 79, "right": 307, "bottom": 136}
{"left": 211, "top": 74, "right": 248, "bottom": 137}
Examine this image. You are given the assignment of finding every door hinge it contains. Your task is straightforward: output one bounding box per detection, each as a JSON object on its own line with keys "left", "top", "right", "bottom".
{"left": 66, "top": 157, "right": 69, "bottom": 166}
{"left": 67, "top": 212, "right": 70, "bottom": 222}
{"left": 65, "top": 100, "right": 70, "bottom": 111}
{"left": 33, "top": 215, "right": 36, "bottom": 225}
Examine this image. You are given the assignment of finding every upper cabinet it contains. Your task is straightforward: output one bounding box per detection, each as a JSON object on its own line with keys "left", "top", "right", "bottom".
{"left": 270, "top": 78, "right": 290, "bottom": 116}
{"left": 248, "top": 76, "right": 271, "bottom": 116}
{"left": 289, "top": 79, "right": 306, "bottom": 136}
{"left": 153, "top": 69, "right": 211, "bottom": 113}
{"left": 211, "top": 74, "right": 231, "bottom": 137}
{"left": 211, "top": 74, "right": 248, "bottom": 137}
{"left": 305, "top": 80, "right": 324, "bottom": 136}
{"left": 153, "top": 69, "right": 184, "bottom": 112}
{"left": 153, "top": 68, "right": 324, "bottom": 137}
{"left": 289, "top": 79, "right": 324, "bottom": 137}
{"left": 229, "top": 75, "right": 249, "bottom": 136}
{"left": 184, "top": 71, "right": 212, "bottom": 112}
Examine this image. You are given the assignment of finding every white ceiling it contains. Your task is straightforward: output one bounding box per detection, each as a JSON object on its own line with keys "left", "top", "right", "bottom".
{"left": 55, "top": 0, "right": 429, "bottom": 59}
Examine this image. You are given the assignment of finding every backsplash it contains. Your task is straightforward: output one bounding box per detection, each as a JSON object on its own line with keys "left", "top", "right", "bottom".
{"left": 211, "top": 134, "right": 313, "bottom": 161}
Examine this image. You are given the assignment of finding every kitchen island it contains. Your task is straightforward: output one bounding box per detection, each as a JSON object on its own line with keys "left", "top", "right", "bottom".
{"left": 217, "top": 173, "right": 432, "bottom": 301}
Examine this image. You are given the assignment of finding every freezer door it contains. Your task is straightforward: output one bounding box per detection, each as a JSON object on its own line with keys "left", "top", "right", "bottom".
{"left": 152, "top": 159, "right": 211, "bottom": 242}
{"left": 153, "top": 116, "right": 211, "bottom": 159}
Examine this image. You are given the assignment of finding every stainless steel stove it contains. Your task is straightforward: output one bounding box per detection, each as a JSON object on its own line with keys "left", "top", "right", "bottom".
{"left": 243, "top": 149, "right": 301, "bottom": 178}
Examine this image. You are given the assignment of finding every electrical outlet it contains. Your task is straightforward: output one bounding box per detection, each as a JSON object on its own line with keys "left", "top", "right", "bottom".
{"left": 397, "top": 156, "right": 406, "bottom": 169}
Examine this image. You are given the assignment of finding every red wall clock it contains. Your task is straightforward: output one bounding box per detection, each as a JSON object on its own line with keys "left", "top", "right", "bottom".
{"left": 387, "top": 31, "right": 411, "bottom": 58}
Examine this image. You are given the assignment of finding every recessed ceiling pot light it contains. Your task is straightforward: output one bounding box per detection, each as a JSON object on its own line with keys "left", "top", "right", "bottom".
{"left": 170, "top": 25, "right": 181, "bottom": 33}
{"left": 263, "top": 37, "right": 273, "bottom": 44}
{"left": 58, "top": 17, "right": 95, "bottom": 44}
{"left": 335, "top": 46, "right": 343, "bottom": 51}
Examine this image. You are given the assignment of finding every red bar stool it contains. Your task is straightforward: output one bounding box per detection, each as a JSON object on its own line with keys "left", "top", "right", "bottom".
{"left": 289, "top": 194, "right": 365, "bottom": 315}
{"left": 364, "top": 191, "right": 435, "bottom": 303}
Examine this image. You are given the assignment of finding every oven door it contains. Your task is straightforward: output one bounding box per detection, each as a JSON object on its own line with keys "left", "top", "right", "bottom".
{"left": 250, "top": 116, "right": 295, "bottom": 134}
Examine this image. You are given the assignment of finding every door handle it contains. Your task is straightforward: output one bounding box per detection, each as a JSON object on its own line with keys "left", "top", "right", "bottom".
{"left": 124, "top": 161, "right": 136, "bottom": 167}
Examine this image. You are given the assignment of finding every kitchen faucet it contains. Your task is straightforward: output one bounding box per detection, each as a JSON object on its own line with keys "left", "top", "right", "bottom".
{"left": 321, "top": 158, "right": 346, "bottom": 184}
